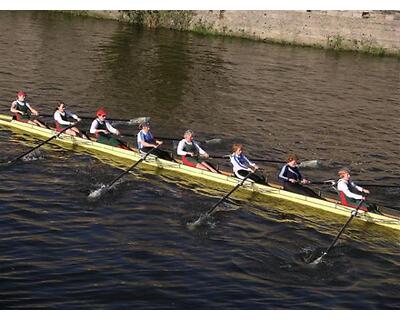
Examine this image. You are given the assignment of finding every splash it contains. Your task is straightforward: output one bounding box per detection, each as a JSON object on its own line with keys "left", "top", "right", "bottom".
{"left": 21, "top": 150, "right": 45, "bottom": 162}
{"left": 88, "top": 184, "right": 108, "bottom": 200}
{"left": 187, "top": 214, "right": 215, "bottom": 231}
{"left": 87, "top": 179, "right": 124, "bottom": 200}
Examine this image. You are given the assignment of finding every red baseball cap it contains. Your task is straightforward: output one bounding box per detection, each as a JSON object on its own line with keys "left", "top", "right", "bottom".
{"left": 17, "top": 91, "right": 26, "bottom": 97}
{"left": 96, "top": 108, "right": 107, "bottom": 117}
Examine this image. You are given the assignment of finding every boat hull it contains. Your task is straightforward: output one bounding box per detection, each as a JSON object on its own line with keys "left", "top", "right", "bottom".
{"left": 1, "top": 114, "right": 399, "bottom": 231}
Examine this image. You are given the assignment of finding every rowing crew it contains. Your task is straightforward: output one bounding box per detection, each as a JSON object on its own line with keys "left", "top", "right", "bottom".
{"left": 10, "top": 92, "right": 380, "bottom": 213}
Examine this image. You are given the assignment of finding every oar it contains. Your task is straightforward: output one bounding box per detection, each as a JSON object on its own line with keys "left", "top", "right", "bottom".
{"left": 88, "top": 145, "right": 159, "bottom": 199}
{"left": 188, "top": 171, "right": 254, "bottom": 228}
{"left": 5, "top": 121, "right": 80, "bottom": 165}
{"left": 157, "top": 136, "right": 222, "bottom": 145}
{"left": 121, "top": 133, "right": 222, "bottom": 145}
{"left": 310, "top": 180, "right": 336, "bottom": 185}
{"left": 210, "top": 155, "right": 321, "bottom": 168}
{"left": 311, "top": 180, "right": 400, "bottom": 188}
{"left": 351, "top": 183, "right": 400, "bottom": 188}
{"left": 311, "top": 199, "right": 364, "bottom": 264}
{"left": 35, "top": 110, "right": 150, "bottom": 125}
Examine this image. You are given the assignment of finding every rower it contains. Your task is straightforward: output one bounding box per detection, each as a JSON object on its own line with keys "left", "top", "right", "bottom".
{"left": 53, "top": 102, "right": 89, "bottom": 139}
{"left": 278, "top": 154, "right": 321, "bottom": 198}
{"left": 89, "top": 108, "right": 131, "bottom": 150}
{"left": 137, "top": 122, "right": 174, "bottom": 161}
{"left": 337, "top": 168, "right": 380, "bottom": 213}
{"left": 10, "top": 91, "right": 47, "bottom": 128}
{"left": 177, "top": 130, "right": 218, "bottom": 173}
{"left": 230, "top": 143, "right": 266, "bottom": 184}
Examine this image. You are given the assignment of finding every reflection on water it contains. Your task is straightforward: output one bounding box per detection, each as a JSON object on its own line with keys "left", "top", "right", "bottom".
{"left": 0, "top": 11, "right": 399, "bottom": 309}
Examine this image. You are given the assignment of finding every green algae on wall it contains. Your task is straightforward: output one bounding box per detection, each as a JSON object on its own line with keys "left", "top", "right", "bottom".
{"left": 61, "top": 10, "right": 400, "bottom": 57}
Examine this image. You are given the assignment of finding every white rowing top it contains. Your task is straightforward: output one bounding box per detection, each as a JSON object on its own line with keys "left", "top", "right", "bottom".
{"left": 89, "top": 119, "right": 118, "bottom": 134}
{"left": 337, "top": 179, "right": 364, "bottom": 200}
{"left": 176, "top": 139, "right": 206, "bottom": 156}
{"left": 54, "top": 110, "right": 79, "bottom": 126}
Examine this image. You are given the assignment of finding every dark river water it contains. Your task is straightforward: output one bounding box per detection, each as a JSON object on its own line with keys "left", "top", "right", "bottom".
{"left": 0, "top": 11, "right": 399, "bottom": 309}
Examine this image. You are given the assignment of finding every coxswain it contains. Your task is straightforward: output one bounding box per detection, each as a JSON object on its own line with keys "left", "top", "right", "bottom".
{"left": 278, "top": 154, "right": 321, "bottom": 198}
{"left": 89, "top": 108, "right": 131, "bottom": 149}
{"left": 177, "top": 130, "right": 218, "bottom": 173}
{"left": 337, "top": 168, "right": 380, "bottom": 213}
{"left": 53, "top": 102, "right": 89, "bottom": 139}
{"left": 10, "top": 91, "right": 47, "bottom": 128}
{"left": 230, "top": 143, "right": 266, "bottom": 184}
{"left": 137, "top": 122, "right": 174, "bottom": 161}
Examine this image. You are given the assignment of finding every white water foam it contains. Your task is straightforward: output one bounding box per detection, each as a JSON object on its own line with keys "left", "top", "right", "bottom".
{"left": 88, "top": 184, "right": 108, "bottom": 200}
{"left": 22, "top": 150, "right": 45, "bottom": 162}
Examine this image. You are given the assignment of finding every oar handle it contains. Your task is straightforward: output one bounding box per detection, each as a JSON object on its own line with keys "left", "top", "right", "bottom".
{"left": 36, "top": 111, "right": 142, "bottom": 123}
{"left": 310, "top": 180, "right": 336, "bottom": 185}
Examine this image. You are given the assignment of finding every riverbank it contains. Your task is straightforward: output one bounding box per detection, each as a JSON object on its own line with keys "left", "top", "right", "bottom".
{"left": 65, "top": 10, "right": 400, "bottom": 57}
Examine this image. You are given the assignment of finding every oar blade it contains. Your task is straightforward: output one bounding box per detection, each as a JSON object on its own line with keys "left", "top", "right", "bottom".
{"left": 309, "top": 254, "right": 325, "bottom": 265}
{"left": 299, "top": 160, "right": 321, "bottom": 168}
{"left": 187, "top": 215, "right": 207, "bottom": 230}
{"left": 112, "top": 117, "right": 151, "bottom": 126}
{"left": 204, "top": 138, "right": 222, "bottom": 145}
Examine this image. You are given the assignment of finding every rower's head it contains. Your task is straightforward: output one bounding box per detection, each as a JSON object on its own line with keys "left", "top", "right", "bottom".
{"left": 184, "top": 130, "right": 194, "bottom": 141}
{"left": 287, "top": 154, "right": 299, "bottom": 166}
{"left": 17, "top": 91, "right": 26, "bottom": 101}
{"left": 338, "top": 168, "right": 351, "bottom": 180}
{"left": 57, "top": 102, "right": 66, "bottom": 111}
{"left": 96, "top": 108, "right": 107, "bottom": 120}
{"left": 139, "top": 122, "right": 150, "bottom": 132}
{"left": 232, "top": 143, "right": 243, "bottom": 155}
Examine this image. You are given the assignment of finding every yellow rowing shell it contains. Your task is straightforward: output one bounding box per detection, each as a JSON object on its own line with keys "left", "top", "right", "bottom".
{"left": 1, "top": 113, "right": 399, "bottom": 231}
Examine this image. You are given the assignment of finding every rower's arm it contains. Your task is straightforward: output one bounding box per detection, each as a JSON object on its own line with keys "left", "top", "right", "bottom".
{"left": 26, "top": 104, "right": 39, "bottom": 115}
{"left": 243, "top": 155, "right": 256, "bottom": 167}
{"left": 351, "top": 181, "right": 369, "bottom": 194}
{"left": 194, "top": 141, "right": 206, "bottom": 155}
{"left": 90, "top": 120, "right": 101, "bottom": 134}
{"left": 140, "top": 137, "right": 156, "bottom": 148}
{"left": 105, "top": 121, "right": 118, "bottom": 134}
{"left": 177, "top": 140, "right": 188, "bottom": 156}
{"left": 54, "top": 112, "right": 72, "bottom": 125}
{"left": 10, "top": 101, "right": 21, "bottom": 114}
{"left": 67, "top": 111, "right": 80, "bottom": 121}
{"left": 278, "top": 165, "right": 289, "bottom": 181}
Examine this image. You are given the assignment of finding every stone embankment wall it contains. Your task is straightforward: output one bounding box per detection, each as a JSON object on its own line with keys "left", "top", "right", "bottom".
{"left": 71, "top": 10, "right": 400, "bottom": 56}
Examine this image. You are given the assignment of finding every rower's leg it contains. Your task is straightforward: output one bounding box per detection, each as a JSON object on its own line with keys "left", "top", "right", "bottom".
{"left": 152, "top": 149, "right": 175, "bottom": 161}
{"left": 251, "top": 172, "right": 267, "bottom": 184}
{"left": 199, "top": 161, "right": 218, "bottom": 173}
{"left": 237, "top": 170, "right": 266, "bottom": 184}
{"left": 283, "top": 182, "right": 322, "bottom": 199}
{"left": 80, "top": 130, "right": 91, "bottom": 140}
{"left": 36, "top": 119, "right": 50, "bottom": 129}
{"left": 203, "top": 161, "right": 221, "bottom": 173}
